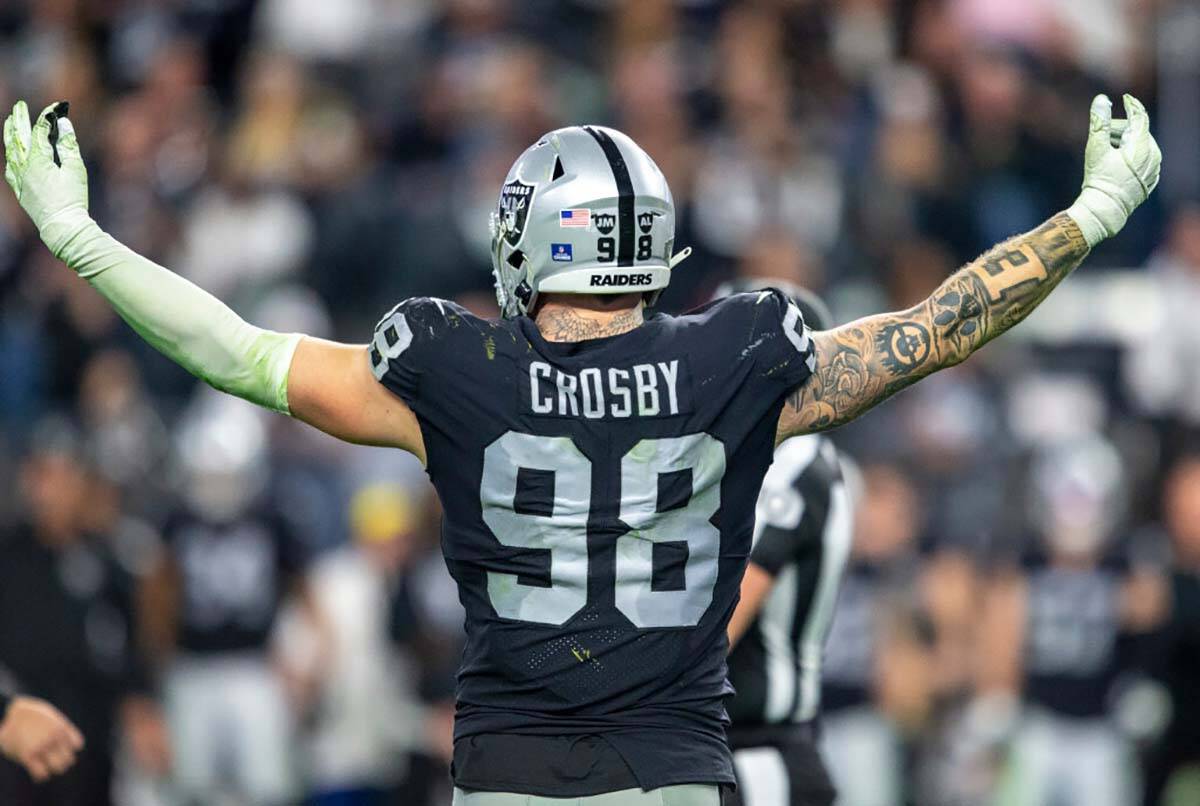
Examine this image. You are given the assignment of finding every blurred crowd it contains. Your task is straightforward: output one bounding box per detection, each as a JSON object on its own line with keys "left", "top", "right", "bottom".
{"left": 2, "top": 0, "right": 1200, "bottom": 805}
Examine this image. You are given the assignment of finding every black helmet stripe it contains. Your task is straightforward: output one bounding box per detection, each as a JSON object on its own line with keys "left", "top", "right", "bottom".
{"left": 584, "top": 126, "right": 636, "bottom": 267}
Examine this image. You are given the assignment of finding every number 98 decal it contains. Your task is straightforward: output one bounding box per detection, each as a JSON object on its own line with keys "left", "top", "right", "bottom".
{"left": 596, "top": 235, "right": 655, "bottom": 263}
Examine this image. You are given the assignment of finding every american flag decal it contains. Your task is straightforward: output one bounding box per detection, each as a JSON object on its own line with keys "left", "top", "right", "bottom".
{"left": 559, "top": 209, "right": 591, "bottom": 228}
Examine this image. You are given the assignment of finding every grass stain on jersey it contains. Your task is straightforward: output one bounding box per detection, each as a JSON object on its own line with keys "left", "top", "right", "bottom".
{"left": 571, "top": 647, "right": 592, "bottom": 662}
{"left": 628, "top": 440, "right": 657, "bottom": 463}
{"left": 740, "top": 336, "right": 765, "bottom": 358}
{"left": 484, "top": 335, "right": 496, "bottom": 360}
{"left": 763, "top": 360, "right": 793, "bottom": 378}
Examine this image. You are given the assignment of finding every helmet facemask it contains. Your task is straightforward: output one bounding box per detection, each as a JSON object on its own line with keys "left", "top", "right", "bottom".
{"left": 490, "top": 209, "right": 529, "bottom": 318}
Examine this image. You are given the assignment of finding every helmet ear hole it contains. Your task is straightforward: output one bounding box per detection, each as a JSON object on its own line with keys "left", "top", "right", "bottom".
{"left": 551, "top": 157, "right": 565, "bottom": 181}
{"left": 506, "top": 249, "right": 526, "bottom": 269}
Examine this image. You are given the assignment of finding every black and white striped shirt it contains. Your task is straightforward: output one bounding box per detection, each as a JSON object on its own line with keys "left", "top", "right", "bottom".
{"left": 726, "top": 434, "right": 854, "bottom": 728}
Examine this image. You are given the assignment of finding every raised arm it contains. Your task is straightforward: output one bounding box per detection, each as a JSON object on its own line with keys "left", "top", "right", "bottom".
{"left": 779, "top": 94, "right": 1161, "bottom": 439}
{"left": 780, "top": 213, "right": 1090, "bottom": 435}
{"left": 4, "top": 101, "right": 423, "bottom": 459}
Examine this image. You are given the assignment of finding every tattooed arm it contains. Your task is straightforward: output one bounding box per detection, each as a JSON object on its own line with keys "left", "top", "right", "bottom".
{"left": 779, "top": 215, "right": 1089, "bottom": 437}
{"left": 779, "top": 93, "right": 1161, "bottom": 440}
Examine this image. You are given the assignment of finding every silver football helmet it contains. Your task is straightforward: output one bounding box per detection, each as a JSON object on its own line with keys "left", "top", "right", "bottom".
{"left": 490, "top": 125, "right": 691, "bottom": 318}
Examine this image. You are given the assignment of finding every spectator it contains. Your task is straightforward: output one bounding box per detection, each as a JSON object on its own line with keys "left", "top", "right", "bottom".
{"left": 978, "top": 435, "right": 1163, "bottom": 806}
{"left": 819, "top": 462, "right": 920, "bottom": 806}
{"left": 0, "top": 418, "right": 168, "bottom": 806}
{"left": 1125, "top": 204, "right": 1200, "bottom": 428}
{"left": 139, "top": 397, "right": 325, "bottom": 806}
{"left": 1143, "top": 454, "right": 1200, "bottom": 806}
{"left": 283, "top": 481, "right": 428, "bottom": 805}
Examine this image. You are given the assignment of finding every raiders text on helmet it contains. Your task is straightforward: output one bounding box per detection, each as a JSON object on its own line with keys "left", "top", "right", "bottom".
{"left": 490, "top": 126, "right": 691, "bottom": 318}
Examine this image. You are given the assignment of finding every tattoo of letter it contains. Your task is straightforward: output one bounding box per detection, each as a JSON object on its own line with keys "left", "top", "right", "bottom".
{"left": 780, "top": 213, "right": 1091, "bottom": 437}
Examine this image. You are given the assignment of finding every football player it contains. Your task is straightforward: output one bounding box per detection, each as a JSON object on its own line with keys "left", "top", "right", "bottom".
{"left": 4, "top": 94, "right": 1159, "bottom": 806}
{"left": 978, "top": 434, "right": 1162, "bottom": 806}
{"left": 720, "top": 281, "right": 854, "bottom": 806}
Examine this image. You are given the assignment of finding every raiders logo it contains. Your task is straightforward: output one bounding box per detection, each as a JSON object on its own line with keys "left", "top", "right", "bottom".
{"left": 498, "top": 180, "right": 535, "bottom": 247}
{"left": 638, "top": 211, "right": 662, "bottom": 234}
{"left": 594, "top": 213, "right": 616, "bottom": 235}
{"left": 876, "top": 321, "right": 930, "bottom": 373}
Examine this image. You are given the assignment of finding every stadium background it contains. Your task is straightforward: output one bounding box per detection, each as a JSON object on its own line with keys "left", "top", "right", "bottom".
{"left": 1, "top": 0, "right": 1200, "bottom": 804}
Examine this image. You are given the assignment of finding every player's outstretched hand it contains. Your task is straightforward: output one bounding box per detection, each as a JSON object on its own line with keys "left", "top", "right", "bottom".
{"left": 3, "top": 100, "right": 91, "bottom": 259}
{"left": 0, "top": 696, "right": 85, "bottom": 782}
{"left": 1066, "top": 93, "right": 1162, "bottom": 247}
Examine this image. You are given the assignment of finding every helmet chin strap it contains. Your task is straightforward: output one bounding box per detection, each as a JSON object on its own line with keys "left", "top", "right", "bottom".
{"left": 669, "top": 247, "right": 693, "bottom": 269}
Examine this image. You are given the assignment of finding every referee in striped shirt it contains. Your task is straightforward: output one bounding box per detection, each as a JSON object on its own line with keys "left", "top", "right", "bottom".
{"left": 719, "top": 281, "right": 856, "bottom": 806}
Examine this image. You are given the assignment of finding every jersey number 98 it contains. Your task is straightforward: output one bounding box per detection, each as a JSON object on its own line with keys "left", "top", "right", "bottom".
{"left": 481, "top": 431, "right": 725, "bottom": 629}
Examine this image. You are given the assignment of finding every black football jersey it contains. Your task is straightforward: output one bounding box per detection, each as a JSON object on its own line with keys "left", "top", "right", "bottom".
{"left": 369, "top": 290, "right": 814, "bottom": 792}
{"left": 164, "top": 506, "right": 306, "bottom": 655}
{"left": 1023, "top": 560, "right": 1126, "bottom": 718}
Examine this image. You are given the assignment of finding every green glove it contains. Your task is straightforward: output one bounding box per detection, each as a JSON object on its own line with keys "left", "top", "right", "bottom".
{"left": 4, "top": 100, "right": 93, "bottom": 259}
{"left": 4, "top": 99, "right": 301, "bottom": 414}
{"left": 1066, "top": 93, "right": 1162, "bottom": 247}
